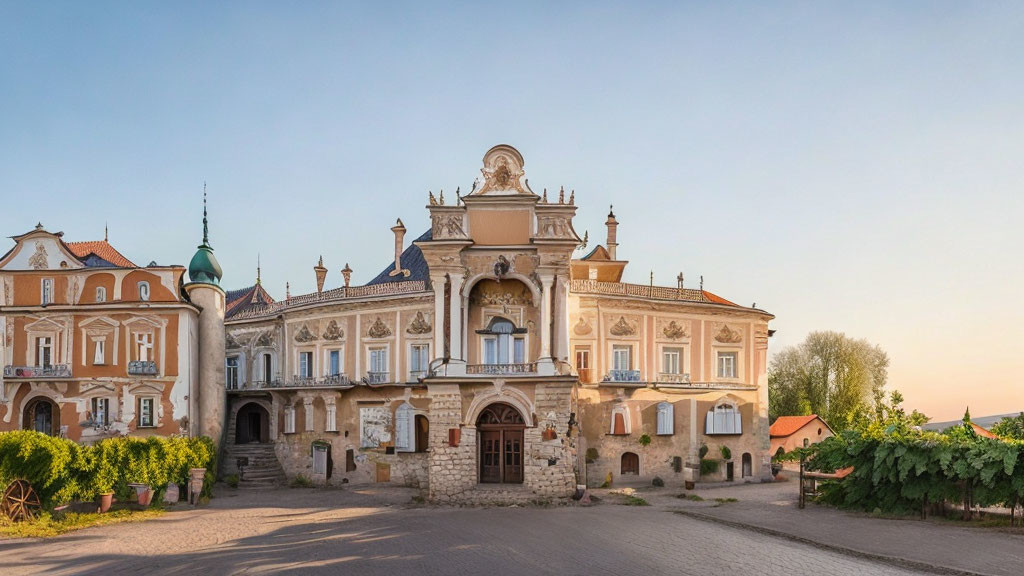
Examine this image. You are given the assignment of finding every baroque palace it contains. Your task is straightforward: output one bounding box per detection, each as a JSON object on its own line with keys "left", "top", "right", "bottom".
{"left": 220, "top": 145, "right": 774, "bottom": 503}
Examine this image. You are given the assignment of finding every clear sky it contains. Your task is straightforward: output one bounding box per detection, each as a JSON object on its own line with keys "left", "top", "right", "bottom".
{"left": 1, "top": 2, "right": 1021, "bottom": 421}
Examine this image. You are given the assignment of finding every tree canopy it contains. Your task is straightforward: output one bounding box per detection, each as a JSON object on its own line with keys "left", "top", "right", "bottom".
{"left": 992, "top": 413, "right": 1024, "bottom": 440}
{"left": 769, "top": 331, "right": 890, "bottom": 429}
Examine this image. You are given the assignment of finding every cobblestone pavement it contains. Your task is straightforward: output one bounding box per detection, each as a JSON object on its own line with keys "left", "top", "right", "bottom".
{"left": 0, "top": 485, "right": 938, "bottom": 576}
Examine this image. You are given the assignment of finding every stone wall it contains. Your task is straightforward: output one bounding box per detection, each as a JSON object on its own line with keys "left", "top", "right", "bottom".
{"left": 427, "top": 384, "right": 478, "bottom": 502}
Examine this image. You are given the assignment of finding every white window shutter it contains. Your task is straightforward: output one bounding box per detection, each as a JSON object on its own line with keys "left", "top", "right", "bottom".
{"left": 706, "top": 409, "right": 714, "bottom": 435}
{"left": 395, "top": 404, "right": 413, "bottom": 452}
{"left": 734, "top": 410, "right": 742, "bottom": 434}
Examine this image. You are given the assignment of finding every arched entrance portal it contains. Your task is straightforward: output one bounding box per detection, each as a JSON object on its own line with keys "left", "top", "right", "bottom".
{"left": 235, "top": 402, "right": 270, "bottom": 444}
{"left": 477, "top": 403, "right": 525, "bottom": 484}
{"left": 24, "top": 397, "right": 59, "bottom": 436}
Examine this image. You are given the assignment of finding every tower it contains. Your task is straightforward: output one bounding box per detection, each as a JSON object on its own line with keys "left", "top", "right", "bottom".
{"left": 184, "top": 189, "right": 227, "bottom": 450}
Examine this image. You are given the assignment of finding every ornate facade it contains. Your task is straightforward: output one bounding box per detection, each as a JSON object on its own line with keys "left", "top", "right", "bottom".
{"left": 223, "top": 145, "right": 774, "bottom": 503}
{"left": 0, "top": 205, "right": 226, "bottom": 445}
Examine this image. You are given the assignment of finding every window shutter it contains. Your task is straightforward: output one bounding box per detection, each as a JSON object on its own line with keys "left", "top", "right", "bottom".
{"left": 657, "top": 402, "right": 673, "bottom": 435}
{"left": 395, "top": 405, "right": 412, "bottom": 452}
{"left": 734, "top": 410, "right": 742, "bottom": 434}
{"left": 613, "top": 412, "right": 626, "bottom": 435}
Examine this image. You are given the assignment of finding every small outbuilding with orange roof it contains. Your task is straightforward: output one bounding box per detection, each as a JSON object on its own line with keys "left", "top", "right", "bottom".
{"left": 770, "top": 415, "right": 834, "bottom": 461}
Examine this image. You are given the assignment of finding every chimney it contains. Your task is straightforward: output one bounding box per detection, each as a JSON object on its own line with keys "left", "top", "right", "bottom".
{"left": 605, "top": 205, "right": 619, "bottom": 260}
{"left": 389, "top": 218, "right": 410, "bottom": 277}
{"left": 341, "top": 263, "right": 352, "bottom": 288}
{"left": 314, "top": 256, "right": 327, "bottom": 293}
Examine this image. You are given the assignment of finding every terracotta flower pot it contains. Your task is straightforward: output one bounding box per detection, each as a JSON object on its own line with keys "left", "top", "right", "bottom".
{"left": 98, "top": 492, "right": 114, "bottom": 513}
{"left": 684, "top": 481, "right": 695, "bottom": 490}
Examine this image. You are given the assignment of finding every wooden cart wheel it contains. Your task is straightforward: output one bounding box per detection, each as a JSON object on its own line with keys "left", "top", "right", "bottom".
{"left": 2, "top": 479, "right": 42, "bottom": 522}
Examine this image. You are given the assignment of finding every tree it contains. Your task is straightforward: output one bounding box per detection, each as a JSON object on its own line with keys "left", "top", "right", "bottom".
{"left": 769, "top": 331, "right": 889, "bottom": 429}
{"left": 992, "top": 413, "right": 1024, "bottom": 440}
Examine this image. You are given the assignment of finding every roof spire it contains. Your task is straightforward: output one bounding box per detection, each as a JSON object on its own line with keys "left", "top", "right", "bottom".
{"left": 202, "top": 182, "right": 209, "bottom": 246}
{"left": 256, "top": 254, "right": 262, "bottom": 285}
{"left": 104, "top": 222, "right": 108, "bottom": 242}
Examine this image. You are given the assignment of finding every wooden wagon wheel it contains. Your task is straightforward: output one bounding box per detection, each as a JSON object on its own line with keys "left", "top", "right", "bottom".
{"left": 2, "top": 479, "right": 42, "bottom": 522}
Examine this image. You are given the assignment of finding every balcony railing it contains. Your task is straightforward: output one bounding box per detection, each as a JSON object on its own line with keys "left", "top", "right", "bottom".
{"left": 128, "top": 361, "right": 158, "bottom": 376}
{"left": 603, "top": 369, "right": 642, "bottom": 383}
{"left": 229, "top": 374, "right": 353, "bottom": 390}
{"left": 408, "top": 370, "right": 427, "bottom": 381}
{"left": 364, "top": 371, "right": 389, "bottom": 384}
{"left": 466, "top": 363, "right": 538, "bottom": 375}
{"left": 3, "top": 365, "right": 72, "bottom": 378}
{"left": 658, "top": 372, "right": 691, "bottom": 384}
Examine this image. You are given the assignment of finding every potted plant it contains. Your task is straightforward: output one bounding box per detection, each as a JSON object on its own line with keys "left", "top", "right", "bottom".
{"left": 95, "top": 474, "right": 116, "bottom": 513}
{"left": 128, "top": 483, "right": 154, "bottom": 507}
{"left": 188, "top": 468, "right": 206, "bottom": 505}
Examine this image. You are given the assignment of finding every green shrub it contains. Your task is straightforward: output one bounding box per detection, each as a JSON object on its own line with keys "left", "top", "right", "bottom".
{"left": 720, "top": 446, "right": 731, "bottom": 460}
{"left": 0, "top": 431, "right": 216, "bottom": 509}
{"left": 291, "top": 474, "right": 313, "bottom": 488}
{"left": 638, "top": 434, "right": 651, "bottom": 447}
{"left": 699, "top": 444, "right": 709, "bottom": 459}
{"left": 651, "top": 476, "right": 664, "bottom": 487}
{"left": 225, "top": 474, "right": 239, "bottom": 488}
{"left": 700, "top": 458, "right": 719, "bottom": 476}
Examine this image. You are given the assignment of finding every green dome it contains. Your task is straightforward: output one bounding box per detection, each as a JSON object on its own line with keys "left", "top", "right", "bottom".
{"left": 188, "top": 243, "right": 222, "bottom": 285}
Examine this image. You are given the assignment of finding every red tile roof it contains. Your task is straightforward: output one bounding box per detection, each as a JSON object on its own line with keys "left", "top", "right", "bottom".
{"left": 66, "top": 240, "right": 136, "bottom": 268}
{"left": 770, "top": 415, "right": 824, "bottom": 438}
{"left": 702, "top": 290, "right": 737, "bottom": 306}
{"left": 971, "top": 422, "right": 997, "bottom": 439}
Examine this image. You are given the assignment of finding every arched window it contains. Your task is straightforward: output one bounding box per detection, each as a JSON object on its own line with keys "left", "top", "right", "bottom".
{"left": 138, "top": 281, "right": 150, "bottom": 301}
{"left": 656, "top": 402, "right": 674, "bottom": 435}
{"left": 478, "top": 317, "right": 527, "bottom": 365}
{"left": 96, "top": 287, "right": 107, "bottom": 303}
{"left": 705, "top": 400, "right": 742, "bottom": 435}
{"left": 610, "top": 404, "right": 631, "bottom": 435}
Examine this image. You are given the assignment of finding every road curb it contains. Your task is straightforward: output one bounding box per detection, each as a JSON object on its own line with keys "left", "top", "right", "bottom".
{"left": 673, "top": 508, "right": 992, "bottom": 576}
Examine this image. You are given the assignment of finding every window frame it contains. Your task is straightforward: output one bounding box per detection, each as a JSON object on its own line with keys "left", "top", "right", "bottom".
{"left": 36, "top": 336, "right": 53, "bottom": 368}
{"left": 612, "top": 345, "right": 632, "bottom": 371}
{"left": 656, "top": 401, "right": 675, "bottom": 435}
{"left": 137, "top": 281, "right": 150, "bottom": 301}
{"left": 409, "top": 343, "right": 429, "bottom": 380}
{"left": 137, "top": 397, "right": 156, "bottom": 428}
{"left": 705, "top": 400, "right": 743, "bottom": 435}
{"left": 225, "top": 356, "right": 239, "bottom": 389}
{"left": 298, "top": 351, "right": 314, "bottom": 379}
{"left": 41, "top": 278, "right": 54, "bottom": 305}
{"left": 93, "top": 337, "right": 106, "bottom": 365}
{"left": 95, "top": 286, "right": 107, "bottom": 303}
{"left": 91, "top": 397, "right": 111, "bottom": 427}
{"left": 716, "top": 350, "right": 738, "bottom": 379}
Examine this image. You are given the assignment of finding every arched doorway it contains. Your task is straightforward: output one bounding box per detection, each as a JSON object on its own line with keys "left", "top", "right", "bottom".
{"left": 24, "top": 397, "right": 59, "bottom": 436}
{"left": 235, "top": 402, "right": 270, "bottom": 444}
{"left": 477, "top": 403, "right": 525, "bottom": 484}
{"left": 742, "top": 453, "right": 752, "bottom": 477}
{"left": 621, "top": 452, "right": 639, "bottom": 475}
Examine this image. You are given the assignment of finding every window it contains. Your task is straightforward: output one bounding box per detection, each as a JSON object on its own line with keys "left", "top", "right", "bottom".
{"left": 93, "top": 339, "right": 106, "bottom": 365}
{"left": 663, "top": 348, "right": 681, "bottom": 374}
{"left": 312, "top": 444, "right": 329, "bottom": 476}
{"left": 284, "top": 405, "right": 296, "bottom": 434}
{"left": 96, "top": 287, "right": 107, "bottom": 303}
{"left": 138, "top": 281, "right": 150, "bottom": 301}
{"left": 91, "top": 398, "right": 110, "bottom": 427}
{"left": 610, "top": 404, "right": 631, "bottom": 435}
{"left": 656, "top": 402, "right": 674, "bottom": 435}
{"left": 369, "top": 347, "right": 388, "bottom": 376}
{"left": 395, "top": 403, "right": 415, "bottom": 452}
{"left": 705, "top": 401, "right": 742, "bottom": 435}
{"left": 717, "top": 351, "right": 738, "bottom": 379}
{"left": 298, "top": 352, "right": 313, "bottom": 378}
{"left": 225, "top": 357, "right": 239, "bottom": 389}
{"left": 612, "top": 345, "right": 631, "bottom": 371}
{"left": 262, "top": 353, "right": 273, "bottom": 382}
{"left": 328, "top": 350, "right": 341, "bottom": 376}
{"left": 410, "top": 344, "right": 429, "bottom": 379}
{"left": 575, "top": 347, "right": 591, "bottom": 382}
{"left": 41, "top": 279, "right": 53, "bottom": 305}
{"left": 36, "top": 337, "right": 52, "bottom": 367}
{"left": 138, "top": 397, "right": 155, "bottom": 427}
{"left": 803, "top": 438, "right": 810, "bottom": 447}
{"left": 135, "top": 333, "right": 153, "bottom": 362}
{"left": 479, "top": 317, "right": 526, "bottom": 365}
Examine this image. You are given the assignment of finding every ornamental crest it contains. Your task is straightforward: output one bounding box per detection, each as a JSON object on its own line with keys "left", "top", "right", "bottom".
{"left": 255, "top": 332, "right": 274, "bottom": 347}
{"left": 471, "top": 282, "right": 533, "bottom": 307}
{"left": 406, "top": 311, "right": 432, "bottom": 335}
{"left": 609, "top": 316, "right": 636, "bottom": 336}
{"left": 226, "top": 333, "right": 241, "bottom": 349}
{"left": 573, "top": 317, "right": 593, "bottom": 336}
{"left": 367, "top": 317, "right": 392, "bottom": 339}
{"left": 28, "top": 242, "right": 48, "bottom": 270}
{"left": 431, "top": 213, "right": 467, "bottom": 239}
{"left": 714, "top": 324, "right": 743, "bottom": 344}
{"left": 662, "top": 320, "right": 689, "bottom": 340}
{"left": 322, "top": 320, "right": 344, "bottom": 341}
{"left": 537, "top": 215, "right": 572, "bottom": 238}
{"left": 294, "top": 325, "right": 317, "bottom": 343}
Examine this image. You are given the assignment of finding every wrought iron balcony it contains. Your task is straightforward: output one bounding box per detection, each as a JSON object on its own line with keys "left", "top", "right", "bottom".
{"left": 658, "top": 372, "right": 691, "bottom": 384}
{"left": 466, "top": 363, "right": 538, "bottom": 375}
{"left": 364, "top": 371, "right": 389, "bottom": 384}
{"left": 3, "top": 364, "right": 72, "bottom": 378}
{"left": 603, "top": 369, "right": 642, "bottom": 383}
{"left": 128, "top": 361, "right": 158, "bottom": 376}
{"left": 408, "top": 370, "right": 427, "bottom": 381}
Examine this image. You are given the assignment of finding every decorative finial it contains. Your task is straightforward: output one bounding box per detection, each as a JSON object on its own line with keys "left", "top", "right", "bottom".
{"left": 608, "top": 204, "right": 615, "bottom": 218}
{"left": 650, "top": 270, "right": 654, "bottom": 286}
{"left": 439, "top": 189, "right": 445, "bottom": 205}
{"left": 429, "top": 191, "right": 437, "bottom": 205}
{"left": 700, "top": 275, "right": 704, "bottom": 290}
{"left": 202, "top": 182, "right": 210, "bottom": 246}
{"left": 579, "top": 230, "right": 588, "bottom": 250}
{"left": 286, "top": 281, "right": 291, "bottom": 301}
{"left": 104, "top": 222, "right": 108, "bottom": 242}
{"left": 559, "top": 186, "right": 565, "bottom": 204}
{"left": 456, "top": 186, "right": 462, "bottom": 205}
{"left": 341, "top": 263, "right": 352, "bottom": 288}
{"left": 752, "top": 302, "right": 756, "bottom": 309}
{"left": 542, "top": 188, "right": 548, "bottom": 203}
{"left": 257, "top": 254, "right": 262, "bottom": 284}
{"left": 677, "top": 272, "right": 684, "bottom": 289}
{"left": 35, "top": 222, "right": 43, "bottom": 231}
{"left": 569, "top": 190, "right": 574, "bottom": 205}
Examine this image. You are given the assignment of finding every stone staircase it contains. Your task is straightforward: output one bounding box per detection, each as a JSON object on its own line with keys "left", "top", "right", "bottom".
{"left": 224, "top": 443, "right": 286, "bottom": 489}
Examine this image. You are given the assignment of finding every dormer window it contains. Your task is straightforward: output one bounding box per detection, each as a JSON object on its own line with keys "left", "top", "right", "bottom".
{"left": 96, "top": 287, "right": 107, "bottom": 303}
{"left": 478, "top": 317, "right": 527, "bottom": 365}
{"left": 138, "top": 281, "right": 150, "bottom": 301}
{"left": 41, "top": 278, "right": 53, "bottom": 305}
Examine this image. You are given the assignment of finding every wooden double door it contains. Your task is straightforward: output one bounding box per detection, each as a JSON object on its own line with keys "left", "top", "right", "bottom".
{"left": 479, "top": 428, "right": 524, "bottom": 484}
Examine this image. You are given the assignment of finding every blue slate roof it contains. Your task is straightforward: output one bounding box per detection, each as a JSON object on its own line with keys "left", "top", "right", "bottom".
{"left": 366, "top": 229, "right": 432, "bottom": 286}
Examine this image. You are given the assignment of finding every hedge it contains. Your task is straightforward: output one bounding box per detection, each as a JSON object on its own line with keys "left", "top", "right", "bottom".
{"left": 0, "top": 431, "right": 217, "bottom": 508}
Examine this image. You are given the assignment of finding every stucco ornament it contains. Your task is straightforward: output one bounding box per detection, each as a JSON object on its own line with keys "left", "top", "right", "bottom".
{"left": 471, "top": 283, "right": 533, "bottom": 307}
{"left": 294, "top": 325, "right": 317, "bottom": 343}
{"left": 431, "top": 213, "right": 466, "bottom": 239}
{"left": 322, "top": 320, "right": 344, "bottom": 341}
{"left": 536, "top": 215, "right": 573, "bottom": 238}
{"left": 255, "top": 332, "right": 274, "bottom": 347}
{"left": 573, "top": 317, "right": 593, "bottom": 336}
{"left": 226, "top": 333, "right": 241, "bottom": 349}
{"left": 406, "top": 311, "right": 432, "bottom": 335}
{"left": 609, "top": 316, "right": 636, "bottom": 336}
{"left": 493, "top": 255, "right": 511, "bottom": 278}
{"left": 474, "top": 145, "right": 529, "bottom": 195}
{"left": 714, "top": 324, "right": 743, "bottom": 344}
{"left": 662, "top": 320, "right": 689, "bottom": 340}
{"left": 367, "top": 317, "right": 392, "bottom": 339}
{"left": 28, "top": 242, "right": 48, "bottom": 270}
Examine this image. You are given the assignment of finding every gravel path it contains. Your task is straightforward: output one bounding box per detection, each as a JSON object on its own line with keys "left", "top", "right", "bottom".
{"left": 0, "top": 484, "right": 941, "bottom": 576}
